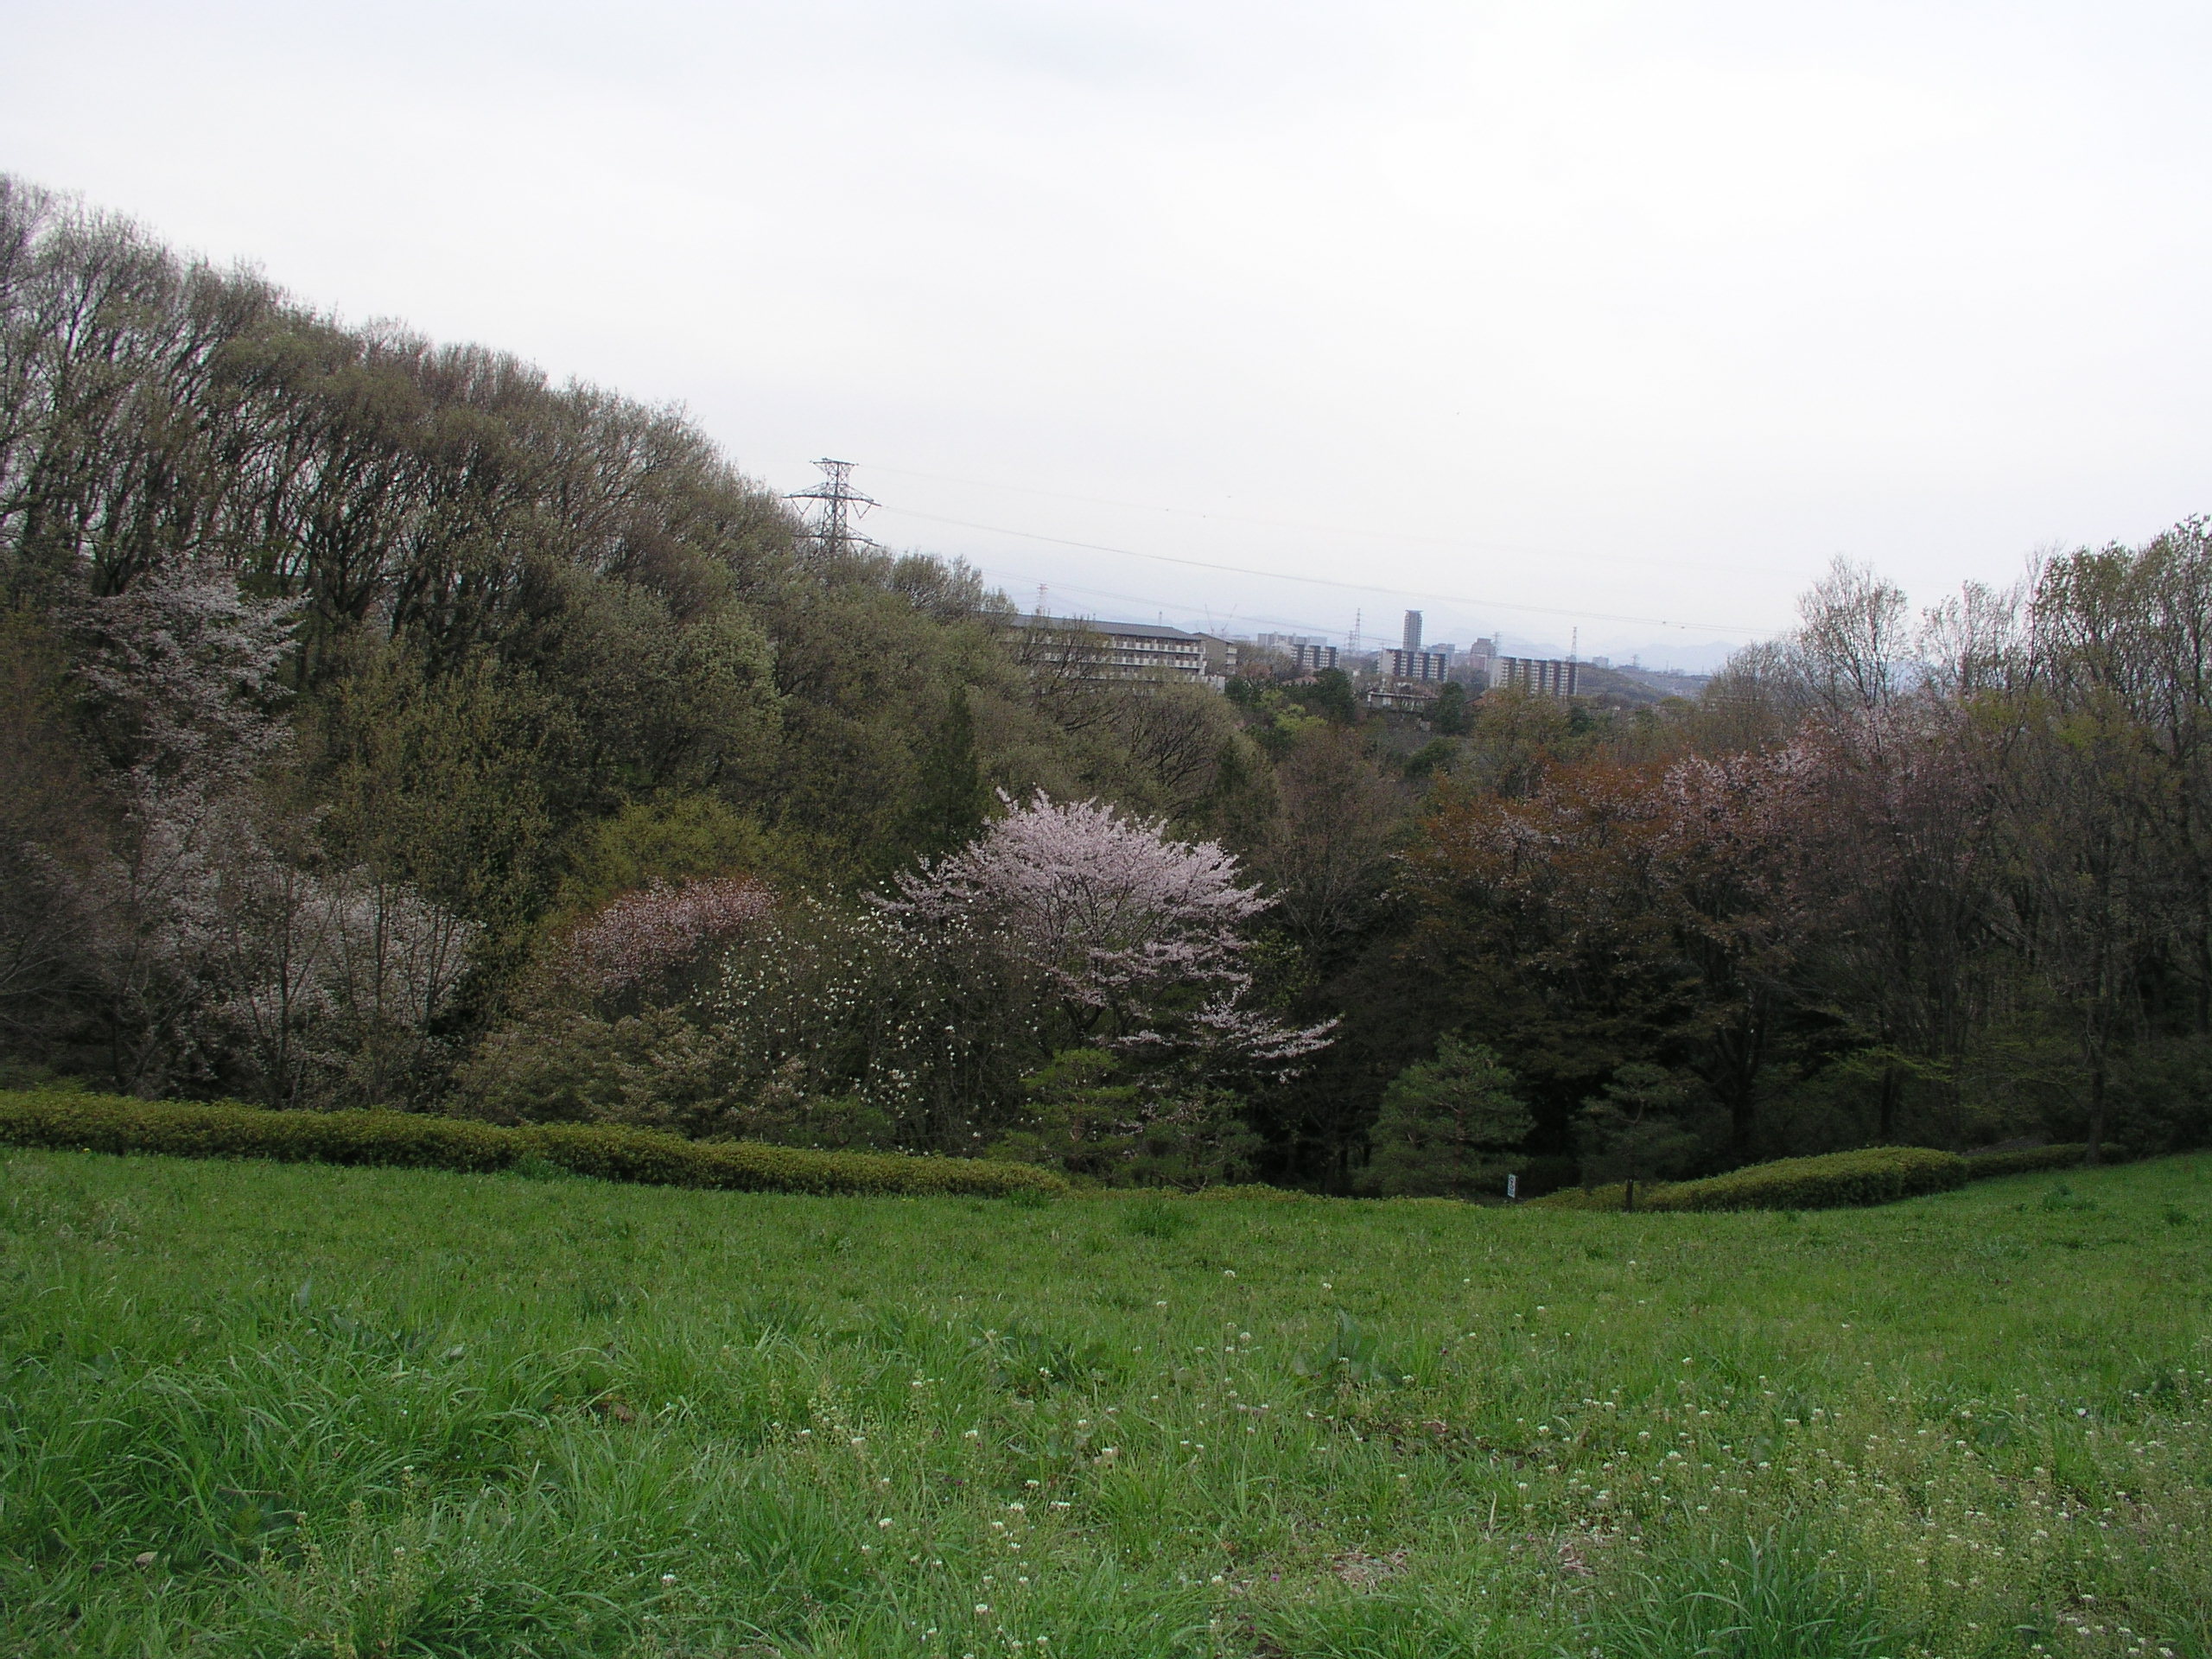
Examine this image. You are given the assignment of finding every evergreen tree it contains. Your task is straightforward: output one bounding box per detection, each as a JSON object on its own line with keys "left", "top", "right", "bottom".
{"left": 1574, "top": 1063, "right": 1700, "bottom": 1210}
{"left": 901, "top": 689, "right": 990, "bottom": 856}
{"left": 1297, "top": 668, "right": 1359, "bottom": 724}
{"left": 1433, "top": 679, "right": 1471, "bottom": 735}
{"left": 1358, "top": 1034, "right": 1532, "bottom": 1197}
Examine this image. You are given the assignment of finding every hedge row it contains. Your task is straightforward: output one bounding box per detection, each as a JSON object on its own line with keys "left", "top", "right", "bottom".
{"left": 1533, "top": 1146, "right": 1969, "bottom": 1213}
{"left": 1648, "top": 1146, "right": 1967, "bottom": 1211}
{"left": 0, "top": 1090, "right": 1070, "bottom": 1199}
{"left": 1963, "top": 1143, "right": 2088, "bottom": 1179}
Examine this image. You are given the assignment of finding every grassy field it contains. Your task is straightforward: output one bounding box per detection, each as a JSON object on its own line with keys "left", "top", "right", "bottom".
{"left": 1, "top": 1149, "right": 2207, "bottom": 1658}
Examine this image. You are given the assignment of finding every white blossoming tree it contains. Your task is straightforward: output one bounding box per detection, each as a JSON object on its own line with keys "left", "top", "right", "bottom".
{"left": 881, "top": 791, "right": 1333, "bottom": 1074}
{"left": 49, "top": 565, "right": 477, "bottom": 1103}
{"left": 555, "top": 874, "right": 775, "bottom": 1004}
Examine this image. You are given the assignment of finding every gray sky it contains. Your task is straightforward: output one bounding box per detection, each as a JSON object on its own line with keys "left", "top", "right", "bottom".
{"left": 7, "top": 1, "right": 2209, "bottom": 664}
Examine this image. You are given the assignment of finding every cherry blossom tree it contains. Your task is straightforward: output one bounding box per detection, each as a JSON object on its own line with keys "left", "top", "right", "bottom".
{"left": 41, "top": 564, "right": 479, "bottom": 1101}
{"left": 556, "top": 874, "right": 775, "bottom": 1001}
{"left": 212, "top": 859, "right": 480, "bottom": 1107}
{"left": 881, "top": 791, "right": 1332, "bottom": 1071}
{"left": 48, "top": 566, "right": 303, "bottom": 1091}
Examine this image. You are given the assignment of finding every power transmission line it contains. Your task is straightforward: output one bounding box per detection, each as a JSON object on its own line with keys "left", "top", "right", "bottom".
{"left": 848, "top": 460, "right": 1783, "bottom": 582}
{"left": 870, "top": 502, "right": 1764, "bottom": 635}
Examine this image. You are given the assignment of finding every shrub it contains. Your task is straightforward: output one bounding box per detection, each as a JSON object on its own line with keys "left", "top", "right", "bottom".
{"left": 1647, "top": 1147, "right": 1965, "bottom": 1211}
{"left": 454, "top": 1011, "right": 895, "bottom": 1148}
{"left": 1964, "top": 1142, "right": 2088, "bottom": 1179}
{"left": 1533, "top": 1147, "right": 1967, "bottom": 1212}
{"left": 0, "top": 1090, "right": 1067, "bottom": 1199}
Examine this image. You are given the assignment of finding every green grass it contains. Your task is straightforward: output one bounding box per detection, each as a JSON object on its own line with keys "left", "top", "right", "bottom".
{"left": 2, "top": 1150, "right": 2207, "bottom": 1657}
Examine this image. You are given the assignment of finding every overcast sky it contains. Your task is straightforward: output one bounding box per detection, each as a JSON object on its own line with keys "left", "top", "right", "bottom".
{"left": 6, "top": 1, "right": 2209, "bottom": 664}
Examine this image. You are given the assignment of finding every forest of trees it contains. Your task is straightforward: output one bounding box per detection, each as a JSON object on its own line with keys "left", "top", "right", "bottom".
{"left": 4, "top": 175, "right": 2209, "bottom": 1192}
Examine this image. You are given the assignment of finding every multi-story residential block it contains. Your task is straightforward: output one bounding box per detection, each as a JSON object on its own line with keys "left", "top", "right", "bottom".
{"left": 1383, "top": 647, "right": 1452, "bottom": 683}
{"left": 1494, "top": 655, "right": 1580, "bottom": 697}
{"left": 1290, "top": 641, "right": 1340, "bottom": 674}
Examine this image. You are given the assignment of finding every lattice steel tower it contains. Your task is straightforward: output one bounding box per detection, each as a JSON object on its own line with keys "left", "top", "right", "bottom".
{"left": 786, "top": 458, "right": 879, "bottom": 558}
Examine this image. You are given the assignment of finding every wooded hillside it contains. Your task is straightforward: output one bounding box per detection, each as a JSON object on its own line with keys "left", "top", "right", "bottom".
{"left": 5, "top": 175, "right": 2209, "bottom": 1189}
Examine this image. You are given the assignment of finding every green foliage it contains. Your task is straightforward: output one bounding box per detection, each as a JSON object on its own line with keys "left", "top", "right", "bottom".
{"left": 550, "top": 795, "right": 786, "bottom": 924}
{"left": 310, "top": 645, "right": 562, "bottom": 977}
{"left": 992, "top": 1050, "right": 1262, "bottom": 1189}
{"left": 1358, "top": 1034, "right": 1533, "bottom": 1197}
{"left": 898, "top": 687, "right": 991, "bottom": 856}
{"left": 1540, "top": 1146, "right": 1968, "bottom": 1212}
{"left": 1398, "top": 736, "right": 1458, "bottom": 779}
{"left": 1186, "top": 1181, "right": 1319, "bottom": 1202}
{"left": 1430, "top": 677, "right": 1471, "bottom": 736}
{"left": 1575, "top": 1531, "right": 1891, "bottom": 1659}
{"left": 1458, "top": 683, "right": 1578, "bottom": 796}
{"left": 1289, "top": 1308, "right": 1399, "bottom": 1392}
{"left": 1116, "top": 1085, "right": 1263, "bottom": 1189}
{"left": 1290, "top": 667, "right": 1358, "bottom": 724}
{"left": 1190, "top": 732, "right": 1276, "bottom": 854}
{"left": 0, "top": 1088, "right": 1065, "bottom": 1198}
{"left": 1575, "top": 1062, "right": 1702, "bottom": 1207}
{"left": 1649, "top": 1146, "right": 1968, "bottom": 1211}
{"left": 452, "top": 1008, "right": 892, "bottom": 1144}
{"left": 991, "top": 1048, "right": 1144, "bottom": 1179}
{"left": 1964, "top": 1142, "right": 2089, "bottom": 1179}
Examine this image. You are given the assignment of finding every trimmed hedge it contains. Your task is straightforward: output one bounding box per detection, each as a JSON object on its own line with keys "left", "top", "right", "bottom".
{"left": 1533, "top": 1146, "right": 1968, "bottom": 1213}
{"left": 1648, "top": 1146, "right": 1966, "bottom": 1211}
{"left": 0, "top": 1090, "right": 1069, "bottom": 1200}
{"left": 1964, "top": 1143, "right": 2088, "bottom": 1179}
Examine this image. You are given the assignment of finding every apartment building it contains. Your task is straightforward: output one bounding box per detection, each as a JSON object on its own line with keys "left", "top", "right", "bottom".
{"left": 1494, "top": 655, "right": 1580, "bottom": 697}
{"left": 1020, "top": 617, "right": 1210, "bottom": 683}
{"left": 1382, "top": 647, "right": 1452, "bottom": 683}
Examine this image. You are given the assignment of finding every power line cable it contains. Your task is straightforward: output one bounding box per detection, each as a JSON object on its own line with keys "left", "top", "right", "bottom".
{"left": 873, "top": 503, "right": 1764, "bottom": 635}
{"left": 849, "top": 461, "right": 1782, "bottom": 582}
{"left": 963, "top": 562, "right": 1351, "bottom": 639}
